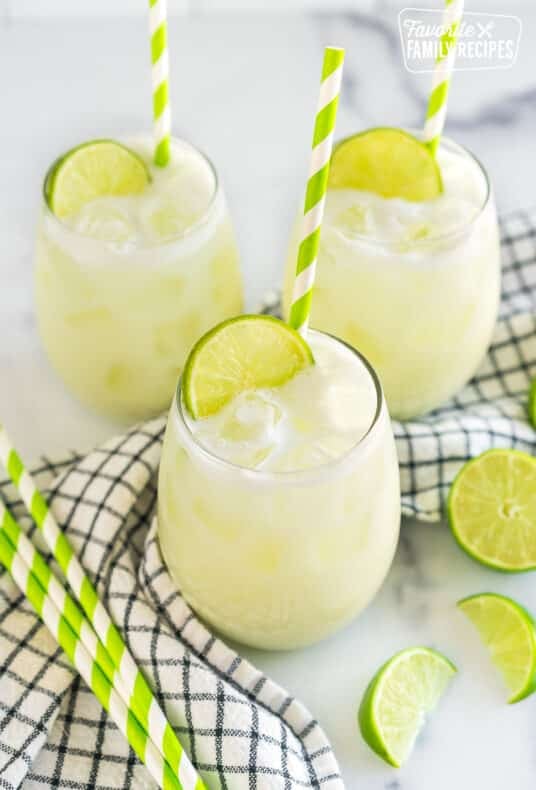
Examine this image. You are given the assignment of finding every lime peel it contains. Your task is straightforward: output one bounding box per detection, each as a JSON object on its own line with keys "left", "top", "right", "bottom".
{"left": 448, "top": 449, "right": 536, "bottom": 573}
{"left": 47, "top": 139, "right": 150, "bottom": 219}
{"left": 458, "top": 592, "right": 536, "bottom": 703}
{"left": 358, "top": 646, "right": 456, "bottom": 767}
{"left": 328, "top": 127, "right": 443, "bottom": 202}
{"left": 182, "top": 315, "right": 314, "bottom": 419}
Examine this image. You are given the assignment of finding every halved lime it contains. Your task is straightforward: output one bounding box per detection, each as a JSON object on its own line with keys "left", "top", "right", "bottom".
{"left": 358, "top": 647, "right": 456, "bottom": 767}
{"left": 448, "top": 449, "right": 536, "bottom": 572}
{"left": 182, "top": 315, "right": 314, "bottom": 419}
{"left": 47, "top": 140, "right": 150, "bottom": 218}
{"left": 328, "top": 127, "right": 443, "bottom": 201}
{"left": 458, "top": 593, "right": 536, "bottom": 703}
{"left": 529, "top": 379, "right": 536, "bottom": 429}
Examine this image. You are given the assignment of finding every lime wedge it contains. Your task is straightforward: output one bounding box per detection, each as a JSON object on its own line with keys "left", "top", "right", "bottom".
{"left": 47, "top": 140, "right": 150, "bottom": 218}
{"left": 448, "top": 449, "right": 536, "bottom": 572}
{"left": 529, "top": 379, "right": 536, "bottom": 429}
{"left": 182, "top": 315, "right": 314, "bottom": 419}
{"left": 458, "top": 593, "right": 536, "bottom": 703}
{"left": 328, "top": 127, "right": 443, "bottom": 201}
{"left": 358, "top": 647, "right": 456, "bottom": 767}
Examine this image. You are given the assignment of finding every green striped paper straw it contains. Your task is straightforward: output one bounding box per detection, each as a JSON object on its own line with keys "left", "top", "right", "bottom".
{"left": 0, "top": 500, "right": 115, "bottom": 685}
{"left": 0, "top": 426, "right": 205, "bottom": 790}
{"left": 149, "top": 0, "right": 172, "bottom": 166}
{"left": 423, "top": 0, "right": 464, "bottom": 155}
{"left": 289, "top": 46, "right": 345, "bottom": 336}
{"left": 0, "top": 497, "right": 176, "bottom": 783}
{"left": 0, "top": 528, "right": 180, "bottom": 790}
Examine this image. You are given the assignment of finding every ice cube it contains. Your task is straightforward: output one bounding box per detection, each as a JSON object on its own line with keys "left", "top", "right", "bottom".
{"left": 72, "top": 198, "right": 139, "bottom": 244}
{"left": 406, "top": 222, "right": 431, "bottom": 241}
{"left": 220, "top": 391, "right": 282, "bottom": 442}
{"left": 141, "top": 194, "right": 198, "bottom": 239}
{"left": 336, "top": 204, "right": 369, "bottom": 238}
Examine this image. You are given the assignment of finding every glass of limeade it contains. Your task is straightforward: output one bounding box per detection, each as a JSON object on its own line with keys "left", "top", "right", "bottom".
{"left": 282, "top": 131, "right": 501, "bottom": 420}
{"left": 158, "top": 319, "right": 401, "bottom": 650}
{"left": 35, "top": 135, "right": 242, "bottom": 421}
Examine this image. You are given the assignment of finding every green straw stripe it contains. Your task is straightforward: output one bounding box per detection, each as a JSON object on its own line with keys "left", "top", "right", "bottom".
{"left": 133, "top": 671, "right": 153, "bottom": 729}
{"left": 2, "top": 510, "right": 21, "bottom": 548}
{"left": 304, "top": 164, "right": 329, "bottom": 214}
{"left": 105, "top": 622, "right": 126, "bottom": 666}
{"left": 321, "top": 47, "right": 344, "bottom": 80}
{"left": 153, "top": 84, "right": 168, "bottom": 122}
{"left": 79, "top": 575, "right": 98, "bottom": 617}
{"left": 154, "top": 138, "right": 171, "bottom": 168}
{"left": 289, "top": 290, "right": 313, "bottom": 331}
{"left": 91, "top": 661, "right": 112, "bottom": 712}
{"left": 63, "top": 593, "right": 84, "bottom": 634}
{"left": 163, "top": 762, "right": 180, "bottom": 790}
{"left": 295, "top": 230, "right": 320, "bottom": 276}
{"left": 31, "top": 552, "right": 51, "bottom": 589}
{"left": 58, "top": 616, "right": 78, "bottom": 662}
{"left": 127, "top": 709, "right": 148, "bottom": 763}
{"left": 426, "top": 136, "right": 440, "bottom": 156}
{"left": 151, "top": 24, "right": 167, "bottom": 64}
{"left": 153, "top": 82, "right": 169, "bottom": 119}
{"left": 164, "top": 723, "right": 182, "bottom": 773}
{"left": 94, "top": 631, "right": 116, "bottom": 681}
{"left": 312, "top": 96, "right": 339, "bottom": 147}
{"left": 54, "top": 532, "right": 74, "bottom": 574}
{"left": 27, "top": 572, "right": 46, "bottom": 615}
{"left": 425, "top": 81, "right": 449, "bottom": 120}
{"left": 7, "top": 450, "right": 23, "bottom": 485}
{"left": 0, "top": 532, "right": 15, "bottom": 570}
{"left": 31, "top": 490, "right": 49, "bottom": 529}
{"left": 439, "top": 20, "right": 459, "bottom": 60}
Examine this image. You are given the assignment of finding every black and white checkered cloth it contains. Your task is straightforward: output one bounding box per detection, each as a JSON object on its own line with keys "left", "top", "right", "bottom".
{"left": 262, "top": 207, "right": 536, "bottom": 520}
{"left": 0, "top": 422, "right": 343, "bottom": 789}
{"left": 0, "top": 209, "right": 535, "bottom": 790}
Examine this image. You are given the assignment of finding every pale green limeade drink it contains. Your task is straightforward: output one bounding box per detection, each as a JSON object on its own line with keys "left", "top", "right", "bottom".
{"left": 35, "top": 136, "right": 242, "bottom": 421}
{"left": 158, "top": 330, "right": 400, "bottom": 650}
{"left": 282, "top": 136, "right": 501, "bottom": 420}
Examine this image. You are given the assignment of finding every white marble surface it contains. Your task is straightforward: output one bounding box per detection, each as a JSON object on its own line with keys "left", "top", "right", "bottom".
{"left": 0, "top": 7, "right": 535, "bottom": 789}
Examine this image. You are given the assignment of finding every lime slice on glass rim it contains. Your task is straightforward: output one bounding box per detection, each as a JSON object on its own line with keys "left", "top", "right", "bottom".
{"left": 458, "top": 592, "right": 536, "bottom": 703}
{"left": 46, "top": 140, "right": 150, "bottom": 219}
{"left": 182, "top": 315, "right": 314, "bottom": 419}
{"left": 358, "top": 647, "right": 456, "bottom": 768}
{"left": 328, "top": 127, "right": 443, "bottom": 201}
{"left": 448, "top": 449, "right": 536, "bottom": 572}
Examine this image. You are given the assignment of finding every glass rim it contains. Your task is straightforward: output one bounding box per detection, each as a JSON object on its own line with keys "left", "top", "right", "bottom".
{"left": 328, "top": 130, "right": 492, "bottom": 248}
{"left": 173, "top": 329, "right": 385, "bottom": 486}
{"left": 40, "top": 134, "right": 222, "bottom": 251}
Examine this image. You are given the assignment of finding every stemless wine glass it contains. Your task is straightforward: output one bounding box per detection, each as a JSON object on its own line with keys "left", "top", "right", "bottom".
{"left": 35, "top": 135, "right": 243, "bottom": 422}
{"left": 158, "top": 330, "right": 401, "bottom": 651}
{"left": 282, "top": 134, "right": 501, "bottom": 420}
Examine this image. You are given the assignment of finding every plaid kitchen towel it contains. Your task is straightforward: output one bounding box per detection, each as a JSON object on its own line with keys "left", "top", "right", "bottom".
{"left": 262, "top": 206, "right": 536, "bottom": 521}
{"left": 0, "top": 422, "right": 343, "bottom": 790}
